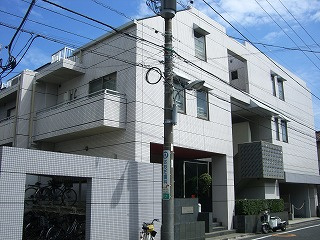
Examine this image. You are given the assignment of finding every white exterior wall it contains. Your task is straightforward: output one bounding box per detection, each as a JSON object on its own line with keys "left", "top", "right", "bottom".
{"left": 226, "top": 32, "right": 318, "bottom": 179}
{"left": 135, "top": 9, "right": 234, "bottom": 159}
{"left": 15, "top": 70, "right": 36, "bottom": 148}
{"left": 50, "top": 26, "right": 139, "bottom": 160}
{"left": 1, "top": 6, "right": 319, "bottom": 231}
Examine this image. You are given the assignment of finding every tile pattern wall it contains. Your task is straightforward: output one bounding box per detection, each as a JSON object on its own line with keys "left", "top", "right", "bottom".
{"left": 0, "top": 146, "right": 161, "bottom": 240}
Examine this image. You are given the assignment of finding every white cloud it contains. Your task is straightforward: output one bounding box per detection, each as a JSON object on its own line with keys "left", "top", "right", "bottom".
{"left": 135, "top": 0, "right": 157, "bottom": 19}
{"left": 262, "top": 30, "right": 285, "bottom": 42}
{"left": 20, "top": 47, "right": 50, "bottom": 69}
{"left": 193, "top": 0, "right": 320, "bottom": 27}
{"left": 311, "top": 11, "right": 320, "bottom": 22}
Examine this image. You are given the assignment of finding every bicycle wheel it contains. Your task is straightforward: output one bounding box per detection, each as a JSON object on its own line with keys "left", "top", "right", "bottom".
{"left": 46, "top": 226, "right": 65, "bottom": 240}
{"left": 23, "top": 222, "right": 41, "bottom": 240}
{"left": 62, "top": 189, "right": 77, "bottom": 206}
{"left": 25, "top": 187, "right": 37, "bottom": 206}
{"left": 51, "top": 188, "right": 63, "bottom": 205}
{"left": 140, "top": 232, "right": 150, "bottom": 240}
{"left": 44, "top": 188, "right": 63, "bottom": 205}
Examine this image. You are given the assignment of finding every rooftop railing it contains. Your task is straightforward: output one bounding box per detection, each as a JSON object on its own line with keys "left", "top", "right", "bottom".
{"left": 0, "top": 74, "right": 20, "bottom": 91}
{"left": 51, "top": 47, "right": 79, "bottom": 63}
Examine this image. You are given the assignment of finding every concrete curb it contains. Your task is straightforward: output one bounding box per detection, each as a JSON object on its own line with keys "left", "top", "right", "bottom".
{"left": 206, "top": 218, "right": 320, "bottom": 240}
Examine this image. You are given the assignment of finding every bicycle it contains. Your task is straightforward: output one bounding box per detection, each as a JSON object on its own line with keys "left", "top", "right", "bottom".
{"left": 61, "top": 182, "right": 77, "bottom": 206}
{"left": 25, "top": 180, "right": 63, "bottom": 206}
{"left": 46, "top": 214, "right": 85, "bottom": 240}
{"left": 140, "top": 219, "right": 159, "bottom": 240}
{"left": 23, "top": 211, "right": 56, "bottom": 240}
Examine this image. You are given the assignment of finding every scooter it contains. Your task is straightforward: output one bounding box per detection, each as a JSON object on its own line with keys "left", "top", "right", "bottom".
{"left": 260, "top": 210, "right": 287, "bottom": 234}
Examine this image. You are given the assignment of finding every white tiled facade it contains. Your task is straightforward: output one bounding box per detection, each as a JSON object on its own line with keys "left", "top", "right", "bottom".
{"left": 0, "top": 7, "right": 319, "bottom": 239}
{"left": 0, "top": 146, "right": 161, "bottom": 239}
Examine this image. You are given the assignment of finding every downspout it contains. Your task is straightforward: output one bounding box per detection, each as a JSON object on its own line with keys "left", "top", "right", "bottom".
{"left": 28, "top": 78, "right": 36, "bottom": 149}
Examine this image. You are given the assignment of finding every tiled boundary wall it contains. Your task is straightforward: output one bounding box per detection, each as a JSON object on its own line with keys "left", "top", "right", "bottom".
{"left": 0, "top": 146, "right": 162, "bottom": 239}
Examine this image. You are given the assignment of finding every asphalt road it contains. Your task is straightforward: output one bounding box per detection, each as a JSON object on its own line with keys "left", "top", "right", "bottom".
{"left": 246, "top": 220, "right": 320, "bottom": 240}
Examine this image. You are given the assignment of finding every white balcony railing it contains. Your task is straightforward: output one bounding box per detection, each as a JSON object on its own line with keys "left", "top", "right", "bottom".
{"left": 34, "top": 90, "right": 126, "bottom": 141}
{"left": 0, "top": 74, "right": 20, "bottom": 90}
{"left": 51, "top": 47, "right": 78, "bottom": 63}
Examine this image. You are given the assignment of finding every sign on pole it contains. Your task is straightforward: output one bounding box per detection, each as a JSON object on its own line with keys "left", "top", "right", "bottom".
{"left": 163, "top": 150, "right": 171, "bottom": 200}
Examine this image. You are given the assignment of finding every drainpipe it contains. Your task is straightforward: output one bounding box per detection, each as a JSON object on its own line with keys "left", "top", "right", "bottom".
{"left": 28, "top": 78, "right": 36, "bottom": 148}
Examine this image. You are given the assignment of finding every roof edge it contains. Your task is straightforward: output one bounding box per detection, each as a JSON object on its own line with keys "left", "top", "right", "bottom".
{"left": 74, "top": 20, "right": 137, "bottom": 54}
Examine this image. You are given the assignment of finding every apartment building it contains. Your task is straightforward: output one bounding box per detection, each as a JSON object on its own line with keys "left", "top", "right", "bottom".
{"left": 0, "top": 7, "right": 319, "bottom": 239}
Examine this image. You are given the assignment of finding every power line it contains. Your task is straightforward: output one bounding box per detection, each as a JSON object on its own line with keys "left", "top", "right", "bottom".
{"left": 1, "top": 13, "right": 314, "bottom": 133}
{"left": 40, "top": 0, "right": 164, "bottom": 51}
{"left": 265, "top": 0, "right": 320, "bottom": 62}
{"left": 1, "top": 2, "right": 318, "bottom": 146}
{"left": 278, "top": 0, "right": 320, "bottom": 50}
{"left": 229, "top": 36, "right": 320, "bottom": 54}
{"left": 173, "top": 49, "right": 317, "bottom": 133}
{"left": 201, "top": 0, "right": 320, "bottom": 103}
{"left": 3, "top": 8, "right": 315, "bottom": 136}
{"left": 255, "top": 0, "right": 320, "bottom": 71}
{"left": 0, "top": 0, "right": 36, "bottom": 79}
{"left": 21, "top": 0, "right": 108, "bottom": 32}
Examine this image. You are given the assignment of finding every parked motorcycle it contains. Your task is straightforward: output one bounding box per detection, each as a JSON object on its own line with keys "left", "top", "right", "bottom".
{"left": 260, "top": 210, "right": 287, "bottom": 234}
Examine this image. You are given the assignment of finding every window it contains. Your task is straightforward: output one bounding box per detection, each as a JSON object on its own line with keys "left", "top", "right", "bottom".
{"left": 197, "top": 90, "right": 208, "bottom": 120}
{"left": 89, "top": 72, "right": 117, "bottom": 94}
{"left": 194, "top": 31, "right": 206, "bottom": 61}
{"left": 271, "top": 73, "right": 285, "bottom": 101}
{"left": 281, "top": 120, "right": 288, "bottom": 142}
{"left": 278, "top": 79, "right": 285, "bottom": 101}
{"left": 274, "top": 117, "right": 280, "bottom": 140}
{"left": 173, "top": 81, "right": 185, "bottom": 113}
{"left": 271, "top": 74, "right": 276, "bottom": 96}
{"left": 231, "top": 70, "right": 238, "bottom": 80}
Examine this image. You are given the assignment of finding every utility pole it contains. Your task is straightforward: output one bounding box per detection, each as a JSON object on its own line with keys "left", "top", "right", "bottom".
{"left": 161, "top": 1, "right": 176, "bottom": 240}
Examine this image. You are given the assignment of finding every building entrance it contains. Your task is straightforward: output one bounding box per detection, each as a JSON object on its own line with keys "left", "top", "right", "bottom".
{"left": 175, "top": 159, "right": 212, "bottom": 212}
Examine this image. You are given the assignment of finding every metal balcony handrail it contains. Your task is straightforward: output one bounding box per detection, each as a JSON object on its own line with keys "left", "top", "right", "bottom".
{"left": 0, "top": 74, "right": 21, "bottom": 90}
{"left": 51, "top": 47, "right": 78, "bottom": 63}
{"left": 36, "top": 89, "right": 125, "bottom": 115}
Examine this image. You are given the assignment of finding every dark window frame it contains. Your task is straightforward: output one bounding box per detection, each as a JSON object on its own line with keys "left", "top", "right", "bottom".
{"left": 278, "top": 78, "right": 285, "bottom": 101}
{"left": 281, "top": 119, "right": 288, "bottom": 143}
{"left": 89, "top": 72, "right": 117, "bottom": 95}
{"left": 197, "top": 89, "right": 209, "bottom": 120}
{"left": 194, "top": 30, "right": 207, "bottom": 61}
{"left": 173, "top": 81, "right": 186, "bottom": 114}
{"left": 274, "top": 117, "right": 280, "bottom": 140}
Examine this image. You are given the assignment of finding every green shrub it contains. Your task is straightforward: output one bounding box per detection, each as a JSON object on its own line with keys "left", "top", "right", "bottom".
{"left": 235, "top": 199, "right": 284, "bottom": 215}
{"left": 198, "top": 173, "right": 212, "bottom": 197}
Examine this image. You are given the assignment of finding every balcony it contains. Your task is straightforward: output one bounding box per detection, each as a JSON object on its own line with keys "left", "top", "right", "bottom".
{"left": 34, "top": 90, "right": 126, "bottom": 142}
{"left": 238, "top": 141, "right": 284, "bottom": 180}
{"left": 35, "top": 47, "right": 85, "bottom": 84}
{"left": 0, "top": 117, "right": 14, "bottom": 145}
{"left": 0, "top": 75, "right": 20, "bottom": 100}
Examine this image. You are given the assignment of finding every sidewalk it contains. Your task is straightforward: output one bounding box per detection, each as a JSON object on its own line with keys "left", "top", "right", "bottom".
{"left": 205, "top": 217, "right": 320, "bottom": 240}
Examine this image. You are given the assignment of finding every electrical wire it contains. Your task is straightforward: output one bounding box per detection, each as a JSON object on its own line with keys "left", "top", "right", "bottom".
{"left": 278, "top": 0, "right": 320, "bottom": 50}
{"left": 1, "top": 1, "right": 318, "bottom": 150}
{"left": 265, "top": 0, "right": 320, "bottom": 62}
{"left": 201, "top": 0, "right": 320, "bottom": 102}
{"left": 0, "top": 21, "right": 316, "bottom": 142}
{"left": 0, "top": 15, "right": 316, "bottom": 135}
{"left": 255, "top": 0, "right": 320, "bottom": 71}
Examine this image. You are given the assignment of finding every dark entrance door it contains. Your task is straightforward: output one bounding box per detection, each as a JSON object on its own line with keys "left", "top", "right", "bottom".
{"left": 184, "top": 161, "right": 212, "bottom": 212}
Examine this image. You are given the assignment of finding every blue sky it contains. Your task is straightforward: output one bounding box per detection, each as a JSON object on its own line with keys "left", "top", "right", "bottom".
{"left": 1, "top": 0, "right": 320, "bottom": 130}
